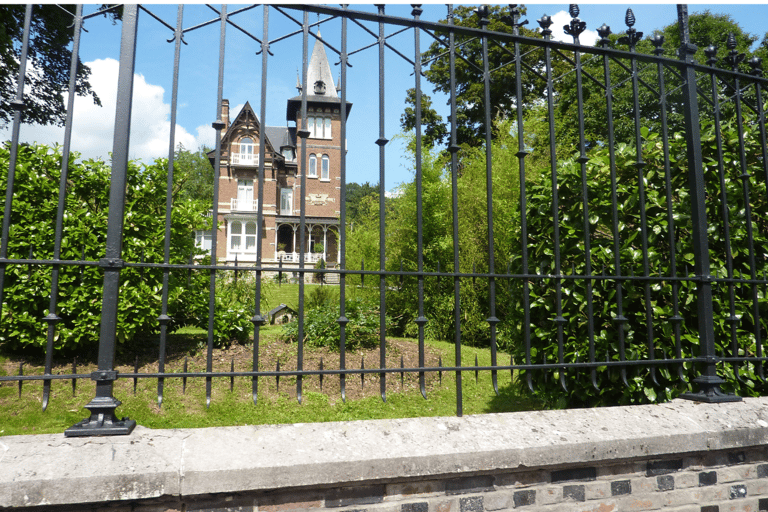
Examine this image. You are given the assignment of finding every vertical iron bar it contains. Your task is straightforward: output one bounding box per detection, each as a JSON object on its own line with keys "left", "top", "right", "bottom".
{"left": 598, "top": 23, "right": 624, "bottom": 390}
{"left": 412, "top": 5, "right": 427, "bottom": 400}
{"left": 66, "top": 5, "right": 141, "bottom": 436}
{"left": 511, "top": 6, "right": 533, "bottom": 394}
{"left": 539, "top": 14, "right": 567, "bottom": 392}
{"left": 0, "top": 5, "right": 32, "bottom": 354}
{"left": 206, "top": 4, "right": 228, "bottom": 410}
{"left": 729, "top": 40, "right": 761, "bottom": 384}
{"left": 477, "top": 5, "right": 499, "bottom": 396}
{"left": 337, "top": 4, "right": 349, "bottom": 403}
{"left": 569, "top": 8, "right": 597, "bottom": 393}
{"left": 705, "top": 45, "right": 739, "bottom": 383}
{"left": 625, "top": 14, "right": 657, "bottom": 387}
{"left": 751, "top": 58, "right": 768, "bottom": 381}
{"left": 44, "top": 4, "right": 84, "bottom": 412}
{"left": 252, "top": 4, "right": 271, "bottom": 405}
{"left": 376, "top": 4, "right": 388, "bottom": 403}
{"left": 447, "top": 4, "right": 463, "bottom": 416}
{"left": 654, "top": 36, "right": 685, "bottom": 384}
{"left": 677, "top": 5, "right": 739, "bottom": 403}
{"left": 157, "top": 4, "right": 185, "bottom": 409}
{"left": 296, "top": 9, "right": 310, "bottom": 404}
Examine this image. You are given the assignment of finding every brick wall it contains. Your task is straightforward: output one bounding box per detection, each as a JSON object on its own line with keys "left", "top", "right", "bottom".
{"left": 20, "top": 447, "right": 768, "bottom": 512}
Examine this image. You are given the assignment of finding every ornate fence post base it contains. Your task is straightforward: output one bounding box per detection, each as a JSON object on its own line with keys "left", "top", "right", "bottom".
{"left": 680, "top": 375, "right": 742, "bottom": 403}
{"left": 64, "top": 396, "right": 136, "bottom": 437}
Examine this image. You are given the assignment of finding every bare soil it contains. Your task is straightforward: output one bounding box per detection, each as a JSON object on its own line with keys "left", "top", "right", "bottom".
{"left": 1, "top": 331, "right": 446, "bottom": 406}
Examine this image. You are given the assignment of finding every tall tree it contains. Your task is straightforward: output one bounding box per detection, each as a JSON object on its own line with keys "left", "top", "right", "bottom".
{"left": 418, "top": 5, "right": 550, "bottom": 147}
{"left": 174, "top": 144, "right": 215, "bottom": 206}
{"left": 0, "top": 5, "right": 107, "bottom": 128}
{"left": 399, "top": 89, "right": 448, "bottom": 149}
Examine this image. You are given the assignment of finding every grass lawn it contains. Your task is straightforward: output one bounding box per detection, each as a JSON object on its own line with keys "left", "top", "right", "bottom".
{"left": 0, "top": 323, "right": 543, "bottom": 436}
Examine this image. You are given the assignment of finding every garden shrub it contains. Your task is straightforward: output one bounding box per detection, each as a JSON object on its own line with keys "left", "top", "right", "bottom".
{"left": 0, "top": 143, "right": 208, "bottom": 353}
{"left": 511, "top": 118, "right": 768, "bottom": 406}
{"left": 281, "top": 294, "right": 387, "bottom": 350}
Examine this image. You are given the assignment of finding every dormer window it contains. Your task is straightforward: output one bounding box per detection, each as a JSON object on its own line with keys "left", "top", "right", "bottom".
{"left": 314, "top": 80, "right": 326, "bottom": 95}
{"left": 282, "top": 147, "right": 295, "bottom": 162}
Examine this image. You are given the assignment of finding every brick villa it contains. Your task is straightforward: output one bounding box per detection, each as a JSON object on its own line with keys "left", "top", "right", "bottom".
{"left": 199, "top": 33, "right": 351, "bottom": 274}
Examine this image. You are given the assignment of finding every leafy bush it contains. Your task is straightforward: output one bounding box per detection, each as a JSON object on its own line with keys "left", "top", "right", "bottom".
{"left": 313, "top": 258, "right": 326, "bottom": 284}
{"left": 281, "top": 294, "right": 386, "bottom": 350}
{"left": 172, "top": 265, "right": 269, "bottom": 347}
{"left": 0, "top": 143, "right": 208, "bottom": 353}
{"left": 512, "top": 118, "right": 768, "bottom": 406}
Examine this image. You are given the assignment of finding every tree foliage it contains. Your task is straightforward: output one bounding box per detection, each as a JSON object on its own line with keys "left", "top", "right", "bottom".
{"left": 0, "top": 5, "right": 103, "bottom": 128}
{"left": 174, "top": 144, "right": 215, "bottom": 207}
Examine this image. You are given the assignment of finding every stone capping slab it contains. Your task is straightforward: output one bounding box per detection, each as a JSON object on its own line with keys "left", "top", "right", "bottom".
{"left": 2, "top": 397, "right": 768, "bottom": 508}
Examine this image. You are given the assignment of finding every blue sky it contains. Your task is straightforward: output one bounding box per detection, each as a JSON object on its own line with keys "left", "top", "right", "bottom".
{"left": 3, "top": 3, "right": 768, "bottom": 192}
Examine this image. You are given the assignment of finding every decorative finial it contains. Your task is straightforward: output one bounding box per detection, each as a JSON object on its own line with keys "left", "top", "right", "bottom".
{"left": 411, "top": 4, "right": 422, "bottom": 17}
{"left": 538, "top": 14, "right": 553, "bottom": 39}
{"left": 725, "top": 32, "right": 745, "bottom": 71}
{"left": 618, "top": 8, "right": 642, "bottom": 50}
{"left": 749, "top": 56, "right": 763, "bottom": 77}
{"left": 563, "top": 4, "right": 586, "bottom": 44}
{"left": 503, "top": 4, "right": 528, "bottom": 34}
{"left": 704, "top": 45, "right": 718, "bottom": 66}
{"left": 476, "top": 5, "right": 490, "bottom": 27}
{"left": 651, "top": 34, "right": 665, "bottom": 56}
{"left": 625, "top": 8, "right": 635, "bottom": 28}
{"left": 597, "top": 23, "right": 612, "bottom": 47}
{"left": 296, "top": 69, "right": 302, "bottom": 93}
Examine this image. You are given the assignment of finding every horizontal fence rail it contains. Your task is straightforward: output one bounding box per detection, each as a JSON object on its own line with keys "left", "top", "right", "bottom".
{"left": 1, "top": 4, "right": 768, "bottom": 436}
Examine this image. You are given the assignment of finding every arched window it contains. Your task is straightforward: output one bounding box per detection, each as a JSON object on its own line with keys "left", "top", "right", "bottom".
{"left": 321, "top": 154, "right": 330, "bottom": 180}
{"left": 234, "top": 137, "right": 256, "bottom": 165}
{"left": 308, "top": 154, "right": 317, "bottom": 177}
{"left": 230, "top": 221, "right": 242, "bottom": 251}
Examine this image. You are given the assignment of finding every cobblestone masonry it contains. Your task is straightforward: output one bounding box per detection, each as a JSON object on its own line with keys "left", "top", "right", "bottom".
{"left": 3, "top": 398, "right": 768, "bottom": 512}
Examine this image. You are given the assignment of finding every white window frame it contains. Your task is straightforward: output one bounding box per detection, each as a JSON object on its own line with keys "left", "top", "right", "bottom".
{"left": 321, "top": 154, "right": 330, "bottom": 180}
{"left": 230, "top": 221, "right": 242, "bottom": 252}
{"left": 280, "top": 188, "right": 293, "bottom": 215}
{"left": 194, "top": 230, "right": 212, "bottom": 254}
{"left": 244, "top": 221, "right": 257, "bottom": 252}
{"left": 308, "top": 154, "right": 317, "bottom": 178}
{"left": 237, "top": 179, "right": 254, "bottom": 210}
{"left": 307, "top": 116, "right": 331, "bottom": 139}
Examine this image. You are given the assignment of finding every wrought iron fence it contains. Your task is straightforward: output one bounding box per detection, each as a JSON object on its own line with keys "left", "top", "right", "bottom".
{"left": 1, "top": 4, "right": 768, "bottom": 436}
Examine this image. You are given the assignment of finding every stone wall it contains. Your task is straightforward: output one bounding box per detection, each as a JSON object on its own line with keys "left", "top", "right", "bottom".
{"left": 3, "top": 398, "right": 768, "bottom": 512}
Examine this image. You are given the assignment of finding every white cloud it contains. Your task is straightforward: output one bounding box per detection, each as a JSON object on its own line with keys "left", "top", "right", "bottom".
{"left": 545, "top": 11, "right": 599, "bottom": 46}
{"left": 0, "top": 58, "right": 198, "bottom": 163}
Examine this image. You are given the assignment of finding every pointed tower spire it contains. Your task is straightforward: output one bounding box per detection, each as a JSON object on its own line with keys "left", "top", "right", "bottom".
{"left": 307, "top": 32, "right": 337, "bottom": 98}
{"left": 296, "top": 68, "right": 302, "bottom": 93}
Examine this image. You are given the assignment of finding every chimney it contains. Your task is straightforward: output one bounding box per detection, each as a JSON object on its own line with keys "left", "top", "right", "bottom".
{"left": 222, "top": 99, "right": 230, "bottom": 132}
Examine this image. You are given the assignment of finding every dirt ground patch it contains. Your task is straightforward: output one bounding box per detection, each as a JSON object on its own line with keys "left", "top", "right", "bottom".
{"left": 1, "top": 331, "right": 446, "bottom": 406}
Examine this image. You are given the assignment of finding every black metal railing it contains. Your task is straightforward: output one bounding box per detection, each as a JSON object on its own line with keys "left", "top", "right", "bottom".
{"left": 1, "top": 4, "right": 767, "bottom": 436}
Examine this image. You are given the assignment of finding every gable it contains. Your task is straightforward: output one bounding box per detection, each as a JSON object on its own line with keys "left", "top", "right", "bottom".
{"left": 221, "top": 101, "right": 277, "bottom": 154}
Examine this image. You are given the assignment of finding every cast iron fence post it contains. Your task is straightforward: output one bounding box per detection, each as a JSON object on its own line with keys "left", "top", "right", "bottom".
{"left": 676, "top": 4, "right": 740, "bottom": 403}
{"left": 65, "top": 4, "right": 140, "bottom": 436}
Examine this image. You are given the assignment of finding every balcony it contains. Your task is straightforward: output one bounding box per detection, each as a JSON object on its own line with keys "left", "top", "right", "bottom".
{"left": 231, "top": 152, "right": 259, "bottom": 166}
{"left": 276, "top": 252, "right": 324, "bottom": 263}
{"left": 230, "top": 198, "right": 259, "bottom": 211}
